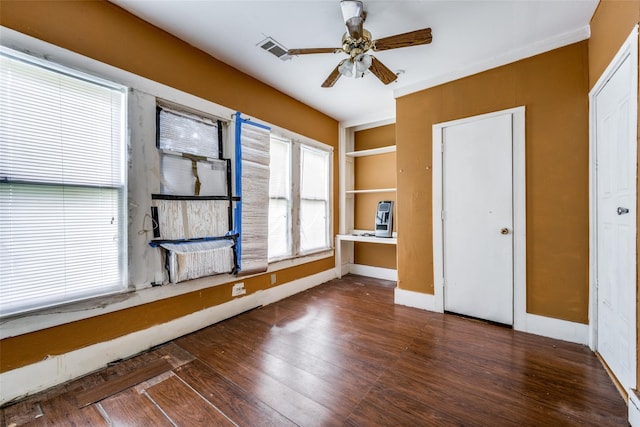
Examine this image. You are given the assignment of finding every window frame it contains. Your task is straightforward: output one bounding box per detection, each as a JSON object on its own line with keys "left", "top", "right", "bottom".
{"left": 299, "top": 143, "right": 332, "bottom": 255}
{"left": 0, "top": 46, "right": 128, "bottom": 317}
{"left": 268, "top": 132, "right": 333, "bottom": 262}
{"left": 156, "top": 102, "right": 228, "bottom": 198}
{"left": 267, "top": 135, "right": 293, "bottom": 261}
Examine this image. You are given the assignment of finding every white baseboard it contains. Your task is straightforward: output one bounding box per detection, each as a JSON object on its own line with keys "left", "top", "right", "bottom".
{"left": 337, "top": 261, "right": 349, "bottom": 279}
{"left": 394, "top": 289, "right": 588, "bottom": 346}
{"left": 394, "top": 287, "right": 439, "bottom": 312}
{"left": 349, "top": 264, "right": 397, "bottom": 281}
{"left": 0, "top": 268, "right": 336, "bottom": 405}
{"left": 259, "top": 268, "right": 336, "bottom": 306}
{"left": 518, "top": 313, "right": 589, "bottom": 345}
{"left": 629, "top": 390, "right": 640, "bottom": 426}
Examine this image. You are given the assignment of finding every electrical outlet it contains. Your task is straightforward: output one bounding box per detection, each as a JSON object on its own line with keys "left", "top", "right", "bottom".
{"left": 232, "top": 282, "right": 246, "bottom": 297}
{"left": 270, "top": 273, "right": 277, "bottom": 285}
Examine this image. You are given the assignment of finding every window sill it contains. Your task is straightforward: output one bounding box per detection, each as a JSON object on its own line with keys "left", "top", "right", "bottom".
{"left": 0, "top": 250, "right": 334, "bottom": 340}
{"left": 268, "top": 248, "right": 334, "bottom": 268}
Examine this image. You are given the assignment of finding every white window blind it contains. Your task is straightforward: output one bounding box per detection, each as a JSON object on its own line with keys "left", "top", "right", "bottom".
{"left": 0, "top": 48, "right": 127, "bottom": 317}
{"left": 300, "top": 145, "right": 330, "bottom": 253}
{"left": 268, "top": 136, "right": 291, "bottom": 260}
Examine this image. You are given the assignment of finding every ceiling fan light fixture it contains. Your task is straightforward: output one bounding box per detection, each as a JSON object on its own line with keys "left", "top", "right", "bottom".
{"left": 355, "top": 53, "right": 372, "bottom": 75}
{"left": 338, "top": 59, "right": 354, "bottom": 77}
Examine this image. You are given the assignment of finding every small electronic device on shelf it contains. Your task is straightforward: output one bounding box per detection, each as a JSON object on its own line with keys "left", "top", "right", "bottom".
{"left": 375, "top": 200, "right": 394, "bottom": 238}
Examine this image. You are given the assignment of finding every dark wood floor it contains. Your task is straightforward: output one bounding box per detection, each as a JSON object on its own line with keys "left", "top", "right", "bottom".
{"left": 1, "top": 275, "right": 629, "bottom": 426}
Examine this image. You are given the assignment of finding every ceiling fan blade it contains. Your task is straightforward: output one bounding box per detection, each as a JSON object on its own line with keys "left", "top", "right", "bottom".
{"left": 369, "top": 57, "right": 397, "bottom": 85}
{"left": 288, "top": 48, "right": 342, "bottom": 55}
{"left": 321, "top": 64, "right": 342, "bottom": 88}
{"left": 341, "top": 0, "right": 365, "bottom": 39}
{"left": 373, "top": 28, "right": 432, "bottom": 52}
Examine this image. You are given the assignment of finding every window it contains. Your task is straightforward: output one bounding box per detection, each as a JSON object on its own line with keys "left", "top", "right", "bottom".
{"left": 157, "top": 105, "right": 227, "bottom": 197}
{"left": 300, "top": 145, "right": 330, "bottom": 253}
{"left": 268, "top": 136, "right": 331, "bottom": 261}
{"left": 268, "top": 136, "right": 292, "bottom": 260}
{"left": 0, "top": 48, "right": 127, "bottom": 317}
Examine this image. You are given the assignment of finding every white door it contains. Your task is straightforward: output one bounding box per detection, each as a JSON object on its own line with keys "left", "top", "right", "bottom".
{"left": 442, "top": 113, "right": 513, "bottom": 325}
{"left": 594, "top": 51, "right": 636, "bottom": 392}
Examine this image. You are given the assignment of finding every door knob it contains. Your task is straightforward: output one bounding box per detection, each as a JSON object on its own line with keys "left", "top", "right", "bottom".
{"left": 617, "top": 207, "right": 630, "bottom": 215}
{"left": 500, "top": 227, "right": 509, "bottom": 235}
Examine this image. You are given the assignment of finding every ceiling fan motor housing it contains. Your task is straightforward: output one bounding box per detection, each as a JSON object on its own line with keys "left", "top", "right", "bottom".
{"left": 342, "top": 29, "right": 372, "bottom": 58}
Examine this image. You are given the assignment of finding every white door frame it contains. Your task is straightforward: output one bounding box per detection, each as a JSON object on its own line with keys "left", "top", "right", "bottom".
{"left": 589, "top": 25, "right": 638, "bottom": 358}
{"left": 432, "top": 106, "right": 526, "bottom": 330}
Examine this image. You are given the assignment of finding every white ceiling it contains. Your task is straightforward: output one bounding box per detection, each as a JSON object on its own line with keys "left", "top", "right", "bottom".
{"left": 110, "top": 0, "right": 598, "bottom": 126}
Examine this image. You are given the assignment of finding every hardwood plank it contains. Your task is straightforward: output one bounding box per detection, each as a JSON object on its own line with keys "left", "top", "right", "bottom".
{"left": 378, "top": 353, "right": 578, "bottom": 426}
{"left": 175, "top": 359, "right": 297, "bottom": 427}
{"left": 286, "top": 277, "right": 429, "bottom": 335}
{"left": 267, "top": 289, "right": 425, "bottom": 341}
{"left": 346, "top": 383, "right": 461, "bottom": 427}
{"left": 179, "top": 341, "right": 345, "bottom": 427}
{"left": 176, "top": 316, "right": 272, "bottom": 350}
{"left": 178, "top": 322, "right": 381, "bottom": 399}
{"left": 76, "top": 358, "right": 172, "bottom": 407}
{"left": 145, "top": 375, "right": 235, "bottom": 426}
{"left": 254, "top": 331, "right": 378, "bottom": 396}
{"left": 179, "top": 302, "right": 400, "bottom": 377}
{"left": 99, "top": 388, "right": 173, "bottom": 426}
{"left": 222, "top": 299, "right": 408, "bottom": 367}
{"left": 207, "top": 340, "right": 361, "bottom": 416}
{"left": 151, "top": 342, "right": 197, "bottom": 368}
{"left": 414, "top": 319, "right": 615, "bottom": 398}
{"left": 1, "top": 400, "right": 44, "bottom": 426}
{"left": 1, "top": 275, "right": 627, "bottom": 426}
{"left": 36, "top": 391, "right": 109, "bottom": 426}
{"left": 401, "top": 318, "right": 627, "bottom": 425}
{"left": 244, "top": 302, "right": 301, "bottom": 326}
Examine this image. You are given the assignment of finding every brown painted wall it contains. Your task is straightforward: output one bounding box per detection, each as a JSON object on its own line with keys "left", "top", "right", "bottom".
{"left": 589, "top": 0, "right": 640, "bottom": 387}
{"left": 588, "top": 0, "right": 640, "bottom": 90}
{"left": 0, "top": 0, "right": 338, "bottom": 373}
{"left": 353, "top": 124, "right": 397, "bottom": 268}
{"left": 396, "top": 42, "right": 590, "bottom": 323}
{"left": 354, "top": 124, "right": 396, "bottom": 151}
{"left": 0, "top": 258, "right": 333, "bottom": 372}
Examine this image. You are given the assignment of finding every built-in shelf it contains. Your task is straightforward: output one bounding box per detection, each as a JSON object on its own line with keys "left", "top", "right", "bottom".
{"left": 346, "top": 145, "right": 396, "bottom": 157}
{"left": 338, "top": 123, "right": 397, "bottom": 280}
{"left": 335, "top": 231, "right": 397, "bottom": 279}
{"left": 346, "top": 188, "right": 396, "bottom": 194}
{"left": 336, "top": 233, "right": 397, "bottom": 244}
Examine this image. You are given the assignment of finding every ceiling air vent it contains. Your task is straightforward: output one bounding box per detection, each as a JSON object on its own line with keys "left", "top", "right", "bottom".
{"left": 257, "top": 36, "right": 291, "bottom": 61}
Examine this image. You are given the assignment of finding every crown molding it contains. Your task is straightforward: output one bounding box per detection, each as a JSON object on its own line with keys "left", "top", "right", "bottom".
{"left": 394, "top": 25, "right": 591, "bottom": 99}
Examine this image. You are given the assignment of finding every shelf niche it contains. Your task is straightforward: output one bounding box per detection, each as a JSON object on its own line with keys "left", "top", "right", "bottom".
{"left": 338, "top": 122, "right": 397, "bottom": 281}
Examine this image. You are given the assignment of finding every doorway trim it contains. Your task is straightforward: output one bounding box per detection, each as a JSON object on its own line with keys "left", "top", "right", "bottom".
{"left": 588, "top": 24, "right": 638, "bottom": 369}
{"left": 432, "top": 106, "right": 526, "bottom": 331}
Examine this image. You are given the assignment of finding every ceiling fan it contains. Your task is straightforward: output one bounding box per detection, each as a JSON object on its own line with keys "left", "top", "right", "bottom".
{"left": 287, "top": 0, "right": 433, "bottom": 88}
